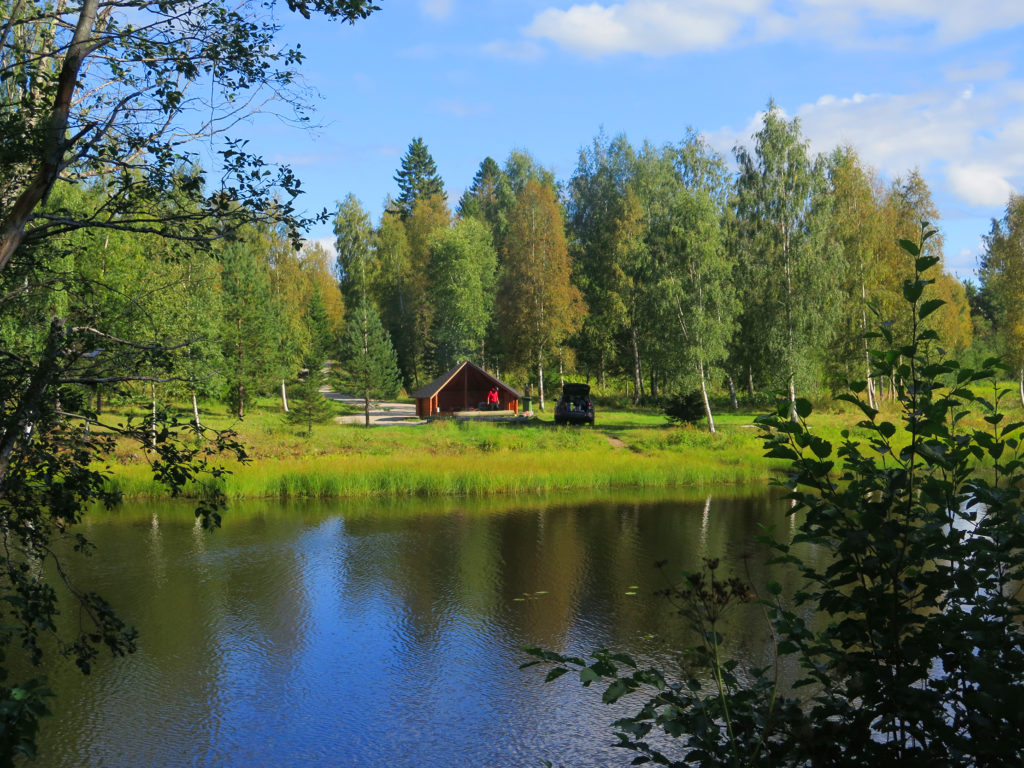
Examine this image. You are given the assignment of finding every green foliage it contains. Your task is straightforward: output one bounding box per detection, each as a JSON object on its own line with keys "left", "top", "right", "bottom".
{"left": 731, "top": 101, "right": 841, "bottom": 403}
{"left": 0, "top": 0, "right": 382, "bottom": 266}
{"left": 391, "top": 137, "right": 446, "bottom": 220}
{"left": 333, "top": 302, "right": 401, "bottom": 425}
{"left": 285, "top": 360, "right": 336, "bottom": 438}
{"left": 664, "top": 391, "right": 705, "bottom": 425}
{"left": 333, "top": 193, "right": 376, "bottom": 308}
{"left": 429, "top": 218, "right": 498, "bottom": 370}
{"left": 1, "top": 0, "right": 381, "bottom": 758}
{"left": 218, "top": 230, "right": 293, "bottom": 418}
{"left": 0, "top": 320, "right": 246, "bottom": 762}
{"left": 530, "top": 224, "right": 1024, "bottom": 766}
{"left": 979, "top": 193, "right": 1024, "bottom": 384}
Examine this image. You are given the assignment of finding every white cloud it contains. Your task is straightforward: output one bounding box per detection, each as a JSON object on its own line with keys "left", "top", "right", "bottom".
{"left": 523, "top": 0, "right": 1024, "bottom": 57}
{"left": 944, "top": 60, "right": 1011, "bottom": 82}
{"left": 947, "top": 164, "right": 1017, "bottom": 207}
{"left": 525, "top": 0, "right": 765, "bottom": 57}
{"left": 304, "top": 237, "right": 338, "bottom": 258}
{"left": 420, "top": 0, "right": 454, "bottom": 20}
{"left": 713, "top": 81, "right": 1024, "bottom": 213}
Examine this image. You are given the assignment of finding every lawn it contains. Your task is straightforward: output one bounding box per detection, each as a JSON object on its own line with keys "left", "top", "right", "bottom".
{"left": 97, "top": 382, "right": 1021, "bottom": 502}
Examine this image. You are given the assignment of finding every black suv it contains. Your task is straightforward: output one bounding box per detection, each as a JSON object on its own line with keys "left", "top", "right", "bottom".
{"left": 554, "top": 383, "right": 594, "bottom": 426}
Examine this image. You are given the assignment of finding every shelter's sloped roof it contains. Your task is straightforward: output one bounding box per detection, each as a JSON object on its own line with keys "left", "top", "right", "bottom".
{"left": 411, "top": 361, "right": 523, "bottom": 399}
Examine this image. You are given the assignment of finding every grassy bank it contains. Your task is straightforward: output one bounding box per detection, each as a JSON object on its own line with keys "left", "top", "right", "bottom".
{"left": 99, "top": 387, "right": 1010, "bottom": 503}
{"left": 97, "top": 396, "right": 780, "bottom": 500}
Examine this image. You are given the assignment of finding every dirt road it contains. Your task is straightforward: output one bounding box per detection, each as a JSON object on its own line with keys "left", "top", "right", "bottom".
{"left": 321, "top": 390, "right": 422, "bottom": 425}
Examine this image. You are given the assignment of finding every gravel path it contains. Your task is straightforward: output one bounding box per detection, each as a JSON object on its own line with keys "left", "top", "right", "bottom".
{"left": 320, "top": 389, "right": 422, "bottom": 425}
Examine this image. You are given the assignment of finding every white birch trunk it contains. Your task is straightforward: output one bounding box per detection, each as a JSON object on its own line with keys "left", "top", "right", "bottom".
{"left": 862, "top": 281, "right": 876, "bottom": 410}
{"left": 537, "top": 352, "right": 545, "bottom": 412}
{"left": 281, "top": 379, "right": 289, "bottom": 413}
{"left": 789, "top": 374, "right": 798, "bottom": 424}
{"left": 699, "top": 359, "right": 716, "bottom": 434}
{"left": 192, "top": 391, "right": 201, "bottom": 430}
{"left": 630, "top": 326, "right": 642, "bottom": 405}
{"left": 150, "top": 382, "right": 157, "bottom": 448}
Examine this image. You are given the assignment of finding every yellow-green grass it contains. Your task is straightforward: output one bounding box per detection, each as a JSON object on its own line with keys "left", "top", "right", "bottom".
{"left": 97, "top": 385, "right": 1024, "bottom": 503}
{"left": 105, "top": 442, "right": 775, "bottom": 500}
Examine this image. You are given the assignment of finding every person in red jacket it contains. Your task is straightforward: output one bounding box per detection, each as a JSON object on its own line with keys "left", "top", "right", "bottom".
{"left": 487, "top": 387, "right": 499, "bottom": 410}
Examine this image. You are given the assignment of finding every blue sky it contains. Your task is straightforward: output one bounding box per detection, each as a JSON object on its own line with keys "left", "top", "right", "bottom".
{"left": 250, "top": 0, "right": 1024, "bottom": 279}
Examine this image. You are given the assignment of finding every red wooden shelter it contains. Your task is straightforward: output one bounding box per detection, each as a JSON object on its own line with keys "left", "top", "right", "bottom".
{"left": 412, "top": 361, "right": 522, "bottom": 418}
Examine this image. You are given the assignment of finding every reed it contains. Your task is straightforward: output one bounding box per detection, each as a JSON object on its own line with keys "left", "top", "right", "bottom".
{"left": 104, "top": 444, "right": 776, "bottom": 501}
{"left": 107, "top": 393, "right": 967, "bottom": 504}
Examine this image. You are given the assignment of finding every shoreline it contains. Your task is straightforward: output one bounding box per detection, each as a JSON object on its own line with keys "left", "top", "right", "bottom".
{"left": 102, "top": 446, "right": 778, "bottom": 501}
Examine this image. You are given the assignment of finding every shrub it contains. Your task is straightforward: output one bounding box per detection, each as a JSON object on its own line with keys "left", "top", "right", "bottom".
{"left": 664, "top": 391, "right": 705, "bottom": 425}
{"left": 526, "top": 225, "right": 1024, "bottom": 766}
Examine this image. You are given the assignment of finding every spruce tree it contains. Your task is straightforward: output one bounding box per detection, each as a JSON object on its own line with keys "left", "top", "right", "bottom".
{"left": 285, "top": 357, "right": 335, "bottom": 437}
{"left": 392, "top": 137, "right": 446, "bottom": 219}
{"left": 334, "top": 301, "right": 402, "bottom": 426}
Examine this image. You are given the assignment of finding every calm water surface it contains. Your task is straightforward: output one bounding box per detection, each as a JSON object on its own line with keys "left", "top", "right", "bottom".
{"left": 31, "top": 488, "right": 796, "bottom": 767}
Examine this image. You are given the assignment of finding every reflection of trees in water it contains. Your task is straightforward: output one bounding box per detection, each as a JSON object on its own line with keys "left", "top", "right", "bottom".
{"left": 338, "top": 492, "right": 804, "bottom": 671}
{"left": 35, "top": 491, "right": 803, "bottom": 766}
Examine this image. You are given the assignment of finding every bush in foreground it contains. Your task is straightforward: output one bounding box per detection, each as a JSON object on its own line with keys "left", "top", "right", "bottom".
{"left": 526, "top": 226, "right": 1024, "bottom": 766}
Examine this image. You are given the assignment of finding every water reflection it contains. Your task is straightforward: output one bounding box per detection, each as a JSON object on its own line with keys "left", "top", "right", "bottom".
{"left": 28, "top": 488, "right": 794, "bottom": 767}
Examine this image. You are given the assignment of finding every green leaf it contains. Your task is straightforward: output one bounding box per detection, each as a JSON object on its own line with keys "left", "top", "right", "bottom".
{"left": 810, "top": 436, "right": 832, "bottom": 459}
{"left": 899, "top": 238, "right": 921, "bottom": 256}
{"left": 766, "top": 580, "right": 782, "bottom": 596}
{"left": 918, "top": 298, "right": 945, "bottom": 320}
{"left": 915, "top": 255, "right": 940, "bottom": 273}
{"left": 795, "top": 398, "right": 813, "bottom": 418}
{"left": 580, "top": 667, "right": 601, "bottom": 684}
{"left": 545, "top": 667, "right": 569, "bottom": 682}
{"left": 903, "top": 279, "right": 925, "bottom": 303}
{"left": 765, "top": 446, "right": 799, "bottom": 460}
{"left": 602, "top": 679, "right": 630, "bottom": 704}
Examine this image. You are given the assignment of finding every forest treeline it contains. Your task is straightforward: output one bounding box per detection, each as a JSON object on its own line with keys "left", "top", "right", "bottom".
{"left": 6, "top": 103, "right": 1023, "bottom": 427}
{"left": 335, "top": 102, "right": 1007, "bottom": 424}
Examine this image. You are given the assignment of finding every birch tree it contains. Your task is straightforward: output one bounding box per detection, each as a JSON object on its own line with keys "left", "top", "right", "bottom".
{"left": 428, "top": 218, "right": 497, "bottom": 370}
{"left": 0, "top": 0, "right": 381, "bottom": 754}
{"left": 498, "top": 180, "right": 583, "bottom": 410}
{"left": 980, "top": 194, "right": 1024, "bottom": 404}
{"left": 732, "top": 102, "right": 840, "bottom": 419}
{"left": 656, "top": 135, "right": 736, "bottom": 432}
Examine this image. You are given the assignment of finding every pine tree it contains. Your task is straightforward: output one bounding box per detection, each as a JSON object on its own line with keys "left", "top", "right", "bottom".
{"left": 457, "top": 157, "right": 503, "bottom": 221}
{"left": 285, "top": 358, "right": 335, "bottom": 437}
{"left": 334, "top": 301, "right": 401, "bottom": 427}
{"left": 392, "top": 137, "right": 446, "bottom": 219}
{"left": 219, "top": 234, "right": 289, "bottom": 419}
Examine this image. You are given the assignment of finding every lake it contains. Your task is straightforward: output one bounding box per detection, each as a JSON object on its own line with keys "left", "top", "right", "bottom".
{"left": 30, "top": 487, "right": 798, "bottom": 767}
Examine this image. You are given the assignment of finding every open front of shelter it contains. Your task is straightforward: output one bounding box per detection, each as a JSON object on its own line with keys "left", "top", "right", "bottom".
{"left": 412, "top": 361, "right": 522, "bottom": 418}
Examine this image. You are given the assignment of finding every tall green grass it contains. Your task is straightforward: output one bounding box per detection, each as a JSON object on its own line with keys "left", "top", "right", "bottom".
{"left": 104, "top": 445, "right": 775, "bottom": 501}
